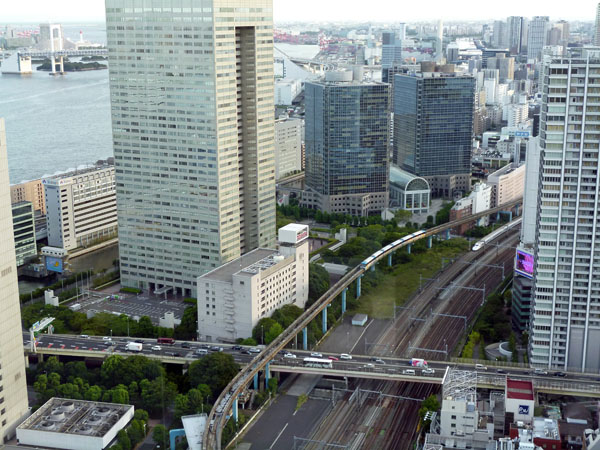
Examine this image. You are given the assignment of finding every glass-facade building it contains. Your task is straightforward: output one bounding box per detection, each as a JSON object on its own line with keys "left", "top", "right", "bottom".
{"left": 529, "top": 54, "right": 600, "bottom": 371}
{"left": 304, "top": 76, "right": 389, "bottom": 216}
{"left": 393, "top": 71, "right": 475, "bottom": 197}
{"left": 105, "top": 0, "right": 276, "bottom": 297}
{"left": 11, "top": 201, "right": 36, "bottom": 267}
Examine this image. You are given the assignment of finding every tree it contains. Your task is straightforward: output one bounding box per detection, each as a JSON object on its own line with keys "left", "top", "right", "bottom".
{"left": 174, "top": 393, "right": 191, "bottom": 419}
{"left": 152, "top": 425, "right": 168, "bottom": 449}
{"left": 174, "top": 306, "right": 197, "bottom": 340}
{"left": 240, "top": 337, "right": 257, "bottom": 346}
{"left": 137, "top": 316, "right": 155, "bottom": 337}
{"left": 308, "top": 263, "right": 330, "bottom": 306}
{"left": 188, "top": 353, "right": 240, "bottom": 396}
{"left": 127, "top": 419, "right": 145, "bottom": 446}
{"left": 117, "top": 429, "right": 131, "bottom": 450}
{"left": 395, "top": 209, "right": 412, "bottom": 223}
{"left": 111, "top": 386, "right": 130, "bottom": 404}
{"left": 139, "top": 377, "right": 177, "bottom": 415}
{"left": 265, "top": 322, "right": 283, "bottom": 344}
{"left": 252, "top": 317, "right": 277, "bottom": 344}
{"left": 267, "top": 378, "right": 278, "bottom": 395}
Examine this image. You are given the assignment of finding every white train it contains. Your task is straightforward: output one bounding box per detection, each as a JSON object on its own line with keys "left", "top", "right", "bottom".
{"left": 360, "top": 230, "right": 426, "bottom": 270}
{"left": 471, "top": 218, "right": 522, "bottom": 251}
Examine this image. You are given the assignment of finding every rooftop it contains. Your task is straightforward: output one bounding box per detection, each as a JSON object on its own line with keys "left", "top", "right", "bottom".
{"left": 17, "top": 398, "right": 133, "bottom": 438}
{"left": 533, "top": 417, "right": 560, "bottom": 441}
{"left": 506, "top": 378, "right": 534, "bottom": 401}
{"left": 198, "top": 248, "right": 280, "bottom": 283}
{"left": 390, "top": 166, "right": 430, "bottom": 191}
{"left": 42, "top": 161, "right": 114, "bottom": 182}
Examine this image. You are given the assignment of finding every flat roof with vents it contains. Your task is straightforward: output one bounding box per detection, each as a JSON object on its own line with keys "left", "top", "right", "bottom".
{"left": 506, "top": 378, "right": 535, "bottom": 401}
{"left": 17, "top": 398, "right": 134, "bottom": 450}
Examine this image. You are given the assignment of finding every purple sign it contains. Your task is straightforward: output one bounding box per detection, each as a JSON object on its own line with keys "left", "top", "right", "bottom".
{"left": 515, "top": 250, "right": 534, "bottom": 279}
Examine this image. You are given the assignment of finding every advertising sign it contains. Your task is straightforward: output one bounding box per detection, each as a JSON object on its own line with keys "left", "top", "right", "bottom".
{"left": 518, "top": 405, "right": 530, "bottom": 415}
{"left": 296, "top": 229, "right": 308, "bottom": 243}
{"left": 45, "top": 256, "right": 63, "bottom": 273}
{"left": 515, "top": 249, "right": 534, "bottom": 279}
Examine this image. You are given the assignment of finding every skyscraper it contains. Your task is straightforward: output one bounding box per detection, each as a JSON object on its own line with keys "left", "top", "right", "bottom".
{"left": 595, "top": 4, "right": 600, "bottom": 46}
{"left": 393, "top": 65, "right": 475, "bottom": 197}
{"left": 382, "top": 31, "right": 403, "bottom": 83}
{"left": 492, "top": 20, "right": 507, "bottom": 49}
{"left": 0, "top": 119, "right": 29, "bottom": 441}
{"left": 105, "top": 0, "right": 276, "bottom": 297}
{"left": 527, "top": 16, "right": 549, "bottom": 61}
{"left": 529, "top": 53, "right": 600, "bottom": 371}
{"left": 507, "top": 16, "right": 527, "bottom": 55}
{"left": 303, "top": 70, "right": 389, "bottom": 217}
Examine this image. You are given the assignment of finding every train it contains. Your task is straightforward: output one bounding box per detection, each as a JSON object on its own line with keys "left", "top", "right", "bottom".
{"left": 360, "top": 230, "right": 427, "bottom": 270}
{"left": 471, "top": 217, "right": 522, "bottom": 251}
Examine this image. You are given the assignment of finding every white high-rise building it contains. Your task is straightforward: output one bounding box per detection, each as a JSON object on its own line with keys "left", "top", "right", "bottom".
{"left": 527, "top": 16, "right": 549, "bottom": 61}
{"left": 105, "top": 0, "right": 276, "bottom": 297}
{"left": 274, "top": 118, "right": 302, "bottom": 180}
{"left": 0, "top": 119, "right": 29, "bottom": 441}
{"left": 595, "top": 4, "right": 600, "bottom": 46}
{"left": 529, "top": 54, "right": 600, "bottom": 371}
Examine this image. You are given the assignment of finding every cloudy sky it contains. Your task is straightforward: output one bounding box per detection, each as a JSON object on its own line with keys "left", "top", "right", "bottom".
{"left": 1, "top": 0, "right": 594, "bottom": 23}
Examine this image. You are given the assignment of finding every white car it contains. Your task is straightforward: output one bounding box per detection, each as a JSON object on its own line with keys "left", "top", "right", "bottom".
{"left": 249, "top": 347, "right": 261, "bottom": 353}
{"left": 151, "top": 345, "right": 162, "bottom": 351}
{"left": 310, "top": 352, "right": 323, "bottom": 358}
{"left": 422, "top": 368, "right": 435, "bottom": 375}
{"left": 80, "top": 335, "right": 89, "bottom": 339}
{"left": 340, "top": 353, "right": 352, "bottom": 360}
{"left": 102, "top": 336, "right": 112, "bottom": 341}
{"left": 284, "top": 352, "right": 297, "bottom": 359}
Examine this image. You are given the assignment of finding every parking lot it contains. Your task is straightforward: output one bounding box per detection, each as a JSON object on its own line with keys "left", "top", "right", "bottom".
{"left": 73, "top": 287, "right": 188, "bottom": 325}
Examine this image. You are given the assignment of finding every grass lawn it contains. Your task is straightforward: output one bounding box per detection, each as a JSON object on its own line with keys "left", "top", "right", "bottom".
{"left": 351, "top": 239, "right": 470, "bottom": 318}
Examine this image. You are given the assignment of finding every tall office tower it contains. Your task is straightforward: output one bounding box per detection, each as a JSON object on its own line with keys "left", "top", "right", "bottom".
{"left": 436, "top": 20, "right": 444, "bottom": 63}
{"left": 105, "top": 0, "right": 276, "bottom": 297}
{"left": 492, "top": 20, "right": 507, "bottom": 48}
{"left": 382, "top": 31, "right": 403, "bottom": 82}
{"left": 595, "top": 4, "right": 600, "bottom": 46}
{"left": 507, "top": 16, "right": 526, "bottom": 55}
{"left": 303, "top": 70, "right": 389, "bottom": 217}
{"left": 527, "top": 16, "right": 549, "bottom": 61}
{"left": 487, "top": 53, "right": 515, "bottom": 81}
{"left": 0, "top": 119, "right": 29, "bottom": 441}
{"left": 529, "top": 54, "right": 600, "bottom": 371}
{"left": 393, "top": 64, "right": 475, "bottom": 197}
{"left": 397, "top": 23, "right": 407, "bottom": 41}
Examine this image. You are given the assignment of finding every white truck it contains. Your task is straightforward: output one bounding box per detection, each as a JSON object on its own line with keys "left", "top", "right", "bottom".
{"left": 409, "top": 358, "right": 428, "bottom": 368}
{"left": 126, "top": 342, "right": 143, "bottom": 352}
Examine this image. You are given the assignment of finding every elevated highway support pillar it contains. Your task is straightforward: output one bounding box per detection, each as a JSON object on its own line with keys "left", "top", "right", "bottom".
{"left": 496, "top": 212, "right": 500, "bottom": 221}
{"left": 388, "top": 253, "right": 392, "bottom": 267}
{"left": 370, "top": 264, "right": 375, "bottom": 272}
{"left": 357, "top": 275, "right": 363, "bottom": 299}
{"left": 407, "top": 244, "right": 412, "bottom": 254}
{"left": 303, "top": 327, "right": 308, "bottom": 350}
{"left": 253, "top": 373, "right": 259, "bottom": 390}
{"left": 445, "top": 229, "right": 451, "bottom": 240}
{"left": 516, "top": 205, "right": 520, "bottom": 216}
{"left": 232, "top": 396, "right": 238, "bottom": 422}
{"left": 341, "top": 289, "right": 347, "bottom": 314}
{"left": 322, "top": 307, "right": 328, "bottom": 334}
{"left": 265, "top": 363, "right": 271, "bottom": 389}
{"left": 427, "top": 236, "right": 432, "bottom": 248}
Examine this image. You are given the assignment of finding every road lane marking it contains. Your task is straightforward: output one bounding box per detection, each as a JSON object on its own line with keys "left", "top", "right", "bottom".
{"left": 350, "top": 319, "right": 374, "bottom": 354}
{"left": 269, "top": 422, "right": 288, "bottom": 449}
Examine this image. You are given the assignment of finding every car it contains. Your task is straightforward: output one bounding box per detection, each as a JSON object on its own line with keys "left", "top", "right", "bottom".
{"left": 232, "top": 345, "right": 242, "bottom": 351}
{"left": 496, "top": 369, "right": 507, "bottom": 374}
{"left": 241, "top": 350, "right": 251, "bottom": 355}
{"left": 181, "top": 342, "right": 191, "bottom": 348}
{"left": 328, "top": 356, "right": 339, "bottom": 361}
{"left": 373, "top": 358, "right": 386, "bottom": 365}
{"left": 210, "top": 346, "right": 223, "bottom": 352}
{"left": 283, "top": 352, "right": 297, "bottom": 359}
{"left": 310, "top": 352, "right": 323, "bottom": 358}
{"left": 196, "top": 349, "right": 208, "bottom": 355}
{"left": 475, "top": 364, "right": 487, "bottom": 371}
{"left": 102, "top": 336, "right": 112, "bottom": 341}
{"left": 80, "top": 334, "right": 89, "bottom": 339}
{"left": 422, "top": 368, "right": 435, "bottom": 375}
{"left": 198, "top": 344, "right": 210, "bottom": 349}
{"left": 103, "top": 341, "right": 114, "bottom": 347}
{"left": 534, "top": 368, "right": 548, "bottom": 375}
{"left": 134, "top": 339, "right": 144, "bottom": 344}
{"left": 340, "top": 354, "right": 352, "bottom": 360}
{"left": 553, "top": 371, "right": 567, "bottom": 377}
{"left": 363, "top": 363, "right": 375, "bottom": 369}
{"left": 249, "top": 347, "right": 261, "bottom": 353}
{"left": 151, "top": 345, "right": 162, "bottom": 351}
{"left": 168, "top": 352, "right": 181, "bottom": 357}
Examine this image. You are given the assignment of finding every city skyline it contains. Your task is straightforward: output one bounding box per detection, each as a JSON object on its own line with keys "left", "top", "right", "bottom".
{"left": 0, "top": 0, "right": 595, "bottom": 23}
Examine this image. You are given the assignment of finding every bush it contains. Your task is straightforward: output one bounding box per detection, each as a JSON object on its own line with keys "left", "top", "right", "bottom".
{"left": 183, "top": 297, "right": 197, "bottom": 304}
{"left": 120, "top": 287, "right": 142, "bottom": 294}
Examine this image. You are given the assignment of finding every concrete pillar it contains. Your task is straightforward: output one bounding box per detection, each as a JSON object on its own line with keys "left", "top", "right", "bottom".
{"left": 357, "top": 275, "right": 362, "bottom": 298}
{"left": 388, "top": 253, "right": 392, "bottom": 267}
{"left": 496, "top": 212, "right": 500, "bottom": 221}
{"left": 427, "top": 236, "right": 433, "bottom": 248}
{"left": 370, "top": 264, "right": 375, "bottom": 272}
{"left": 50, "top": 55, "right": 56, "bottom": 74}
{"left": 508, "top": 211, "right": 513, "bottom": 221}
{"left": 322, "top": 307, "right": 328, "bottom": 334}
{"left": 445, "top": 229, "right": 450, "bottom": 240}
{"left": 407, "top": 244, "right": 412, "bottom": 254}
{"left": 232, "top": 396, "right": 238, "bottom": 422}
{"left": 515, "top": 205, "right": 520, "bottom": 216}
{"left": 341, "top": 289, "right": 347, "bottom": 314}
{"left": 253, "top": 372, "right": 259, "bottom": 390}
{"left": 303, "top": 327, "right": 308, "bottom": 350}
{"left": 265, "top": 363, "right": 271, "bottom": 389}
{"left": 59, "top": 56, "right": 64, "bottom": 73}
{"left": 38, "top": 353, "right": 44, "bottom": 363}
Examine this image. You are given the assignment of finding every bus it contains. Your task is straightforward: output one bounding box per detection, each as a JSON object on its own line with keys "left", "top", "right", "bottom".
{"left": 157, "top": 337, "right": 175, "bottom": 345}
{"left": 303, "top": 357, "right": 333, "bottom": 369}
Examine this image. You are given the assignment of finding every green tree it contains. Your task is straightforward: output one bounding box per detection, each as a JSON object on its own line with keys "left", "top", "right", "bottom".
{"left": 174, "top": 394, "right": 191, "bottom": 419}
{"left": 265, "top": 322, "right": 283, "bottom": 344}
{"left": 139, "top": 377, "right": 178, "bottom": 415}
{"left": 267, "top": 378, "right": 278, "bottom": 395}
{"left": 395, "top": 209, "right": 412, "bottom": 223}
{"left": 174, "top": 306, "right": 197, "bottom": 340}
{"left": 308, "top": 263, "right": 330, "bottom": 306}
{"left": 152, "top": 425, "right": 168, "bottom": 449}
{"left": 252, "top": 318, "right": 277, "bottom": 344}
{"left": 117, "top": 429, "right": 131, "bottom": 450}
{"left": 188, "top": 353, "right": 239, "bottom": 396}
{"left": 240, "top": 337, "right": 257, "bottom": 346}
{"left": 127, "top": 419, "right": 145, "bottom": 446}
{"left": 137, "top": 316, "right": 155, "bottom": 337}
{"left": 84, "top": 385, "right": 103, "bottom": 401}
{"left": 111, "top": 386, "right": 130, "bottom": 404}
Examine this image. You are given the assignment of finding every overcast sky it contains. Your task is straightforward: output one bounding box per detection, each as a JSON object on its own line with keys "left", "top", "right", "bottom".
{"left": 1, "top": 0, "right": 594, "bottom": 23}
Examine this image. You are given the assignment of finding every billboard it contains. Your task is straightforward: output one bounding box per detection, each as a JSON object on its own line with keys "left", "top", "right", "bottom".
{"left": 45, "top": 256, "right": 63, "bottom": 273}
{"left": 515, "top": 249, "right": 534, "bottom": 279}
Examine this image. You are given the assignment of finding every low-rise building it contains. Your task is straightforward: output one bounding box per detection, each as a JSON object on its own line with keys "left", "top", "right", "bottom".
{"left": 275, "top": 79, "right": 302, "bottom": 105}
{"left": 197, "top": 223, "right": 309, "bottom": 343}
{"left": 43, "top": 163, "right": 116, "bottom": 251}
{"left": 10, "top": 178, "right": 46, "bottom": 214}
{"left": 275, "top": 118, "right": 303, "bottom": 180}
{"left": 12, "top": 201, "right": 36, "bottom": 266}
{"left": 450, "top": 183, "right": 492, "bottom": 233}
{"left": 389, "top": 166, "right": 430, "bottom": 214}
{"left": 505, "top": 378, "right": 534, "bottom": 423}
{"left": 16, "top": 398, "right": 134, "bottom": 450}
{"left": 486, "top": 163, "right": 525, "bottom": 209}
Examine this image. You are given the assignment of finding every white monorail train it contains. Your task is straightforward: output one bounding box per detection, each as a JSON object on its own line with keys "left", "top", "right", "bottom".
{"left": 471, "top": 217, "right": 522, "bottom": 251}
{"left": 360, "top": 230, "right": 427, "bottom": 270}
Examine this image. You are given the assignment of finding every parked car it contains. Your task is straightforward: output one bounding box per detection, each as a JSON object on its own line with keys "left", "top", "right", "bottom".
{"left": 151, "top": 345, "right": 162, "bottom": 351}
{"left": 310, "top": 352, "right": 323, "bottom": 358}
{"left": 284, "top": 352, "right": 297, "bottom": 359}
{"left": 340, "top": 354, "right": 352, "bottom": 360}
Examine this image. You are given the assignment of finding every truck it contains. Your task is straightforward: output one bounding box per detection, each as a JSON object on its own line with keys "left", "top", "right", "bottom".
{"left": 409, "top": 358, "right": 428, "bottom": 368}
{"left": 126, "top": 342, "right": 143, "bottom": 352}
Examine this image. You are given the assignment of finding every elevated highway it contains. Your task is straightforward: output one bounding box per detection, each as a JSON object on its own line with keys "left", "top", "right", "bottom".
{"left": 204, "top": 198, "right": 526, "bottom": 448}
